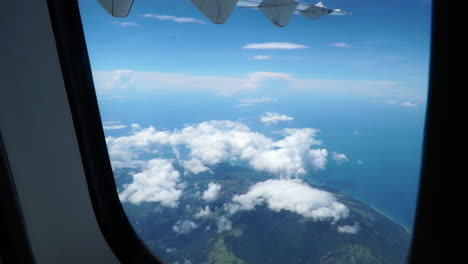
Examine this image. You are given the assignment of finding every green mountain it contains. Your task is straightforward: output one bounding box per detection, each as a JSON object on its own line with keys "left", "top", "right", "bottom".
{"left": 115, "top": 163, "right": 411, "bottom": 264}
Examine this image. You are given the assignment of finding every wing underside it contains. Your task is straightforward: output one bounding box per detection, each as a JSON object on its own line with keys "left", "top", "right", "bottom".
{"left": 190, "top": 0, "right": 240, "bottom": 24}
{"left": 258, "top": 0, "right": 299, "bottom": 27}
{"left": 96, "top": 0, "right": 350, "bottom": 27}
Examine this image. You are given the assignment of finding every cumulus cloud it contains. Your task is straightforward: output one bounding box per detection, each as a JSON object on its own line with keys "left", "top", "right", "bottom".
{"left": 332, "top": 152, "right": 349, "bottom": 164}
{"left": 194, "top": 205, "right": 212, "bottom": 218}
{"left": 307, "top": 149, "right": 328, "bottom": 171}
{"left": 328, "top": 42, "right": 350, "bottom": 48}
{"left": 248, "top": 55, "right": 272, "bottom": 60}
{"left": 260, "top": 112, "right": 294, "bottom": 125}
{"left": 226, "top": 179, "right": 349, "bottom": 223}
{"left": 119, "top": 159, "right": 184, "bottom": 207}
{"left": 237, "top": 97, "right": 277, "bottom": 107}
{"left": 106, "top": 120, "right": 328, "bottom": 177}
{"left": 172, "top": 220, "right": 197, "bottom": 234}
{"left": 243, "top": 42, "right": 308, "bottom": 50}
{"left": 142, "top": 14, "right": 205, "bottom": 24}
{"left": 181, "top": 158, "right": 210, "bottom": 174}
{"left": 337, "top": 223, "right": 360, "bottom": 234}
{"left": 111, "top": 21, "right": 140, "bottom": 27}
{"left": 401, "top": 102, "right": 418, "bottom": 108}
{"left": 216, "top": 216, "right": 232, "bottom": 233}
{"left": 202, "top": 182, "right": 222, "bottom": 202}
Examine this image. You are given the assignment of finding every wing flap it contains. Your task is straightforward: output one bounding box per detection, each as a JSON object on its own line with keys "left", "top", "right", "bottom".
{"left": 190, "top": 0, "right": 239, "bottom": 24}
{"left": 258, "top": 0, "right": 299, "bottom": 27}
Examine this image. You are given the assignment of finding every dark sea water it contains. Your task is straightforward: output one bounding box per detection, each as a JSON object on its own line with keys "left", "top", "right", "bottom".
{"left": 99, "top": 91, "right": 427, "bottom": 231}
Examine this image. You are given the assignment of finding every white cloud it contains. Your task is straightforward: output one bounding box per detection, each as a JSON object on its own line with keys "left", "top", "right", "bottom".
{"left": 104, "top": 125, "right": 128, "bottom": 130}
{"left": 103, "top": 121, "right": 122, "bottom": 125}
{"left": 332, "top": 152, "right": 349, "bottom": 164}
{"left": 106, "top": 120, "right": 328, "bottom": 177}
{"left": 328, "top": 42, "right": 350, "bottom": 48}
{"left": 142, "top": 14, "right": 206, "bottom": 24}
{"left": 260, "top": 112, "right": 294, "bottom": 125}
{"left": 166, "top": 247, "right": 176, "bottom": 253}
{"left": 103, "top": 121, "right": 128, "bottom": 130}
{"left": 194, "top": 205, "right": 212, "bottom": 218}
{"left": 216, "top": 216, "right": 232, "bottom": 233}
{"left": 172, "top": 220, "right": 197, "bottom": 234}
{"left": 401, "top": 102, "right": 418, "bottom": 108}
{"left": 243, "top": 42, "right": 308, "bottom": 50}
{"left": 357, "top": 160, "right": 364, "bottom": 165}
{"left": 337, "top": 223, "right": 360, "bottom": 234}
{"left": 184, "top": 259, "right": 192, "bottom": 264}
{"left": 202, "top": 182, "right": 222, "bottom": 202}
{"left": 118, "top": 159, "right": 184, "bottom": 207}
{"left": 181, "top": 158, "right": 210, "bottom": 174}
{"left": 237, "top": 97, "right": 277, "bottom": 107}
{"left": 307, "top": 149, "right": 328, "bottom": 171}
{"left": 226, "top": 179, "right": 349, "bottom": 223}
{"left": 248, "top": 55, "right": 272, "bottom": 60}
{"left": 111, "top": 21, "right": 140, "bottom": 27}
{"left": 385, "top": 100, "right": 398, "bottom": 105}
{"left": 353, "top": 131, "right": 360, "bottom": 136}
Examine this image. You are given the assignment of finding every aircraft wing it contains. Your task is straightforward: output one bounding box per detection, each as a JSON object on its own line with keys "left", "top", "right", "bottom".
{"left": 97, "top": 0, "right": 134, "bottom": 17}
{"left": 95, "top": 0, "right": 350, "bottom": 27}
{"left": 236, "top": 0, "right": 350, "bottom": 27}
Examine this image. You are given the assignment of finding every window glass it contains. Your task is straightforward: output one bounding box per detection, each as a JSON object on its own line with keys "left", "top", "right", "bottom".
{"left": 79, "top": 1, "right": 432, "bottom": 263}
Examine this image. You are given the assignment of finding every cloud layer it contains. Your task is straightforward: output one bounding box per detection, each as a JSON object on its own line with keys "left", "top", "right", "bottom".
{"left": 93, "top": 70, "right": 402, "bottom": 97}
{"left": 243, "top": 42, "right": 308, "bottom": 50}
{"left": 248, "top": 55, "right": 272, "bottom": 60}
{"left": 237, "top": 97, "right": 277, "bottom": 107}
{"left": 328, "top": 42, "right": 350, "bottom": 48}
{"left": 142, "top": 14, "right": 205, "bottom": 24}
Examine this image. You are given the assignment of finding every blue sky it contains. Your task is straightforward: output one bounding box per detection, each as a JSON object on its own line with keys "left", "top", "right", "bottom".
{"left": 79, "top": 0, "right": 433, "bottom": 230}
{"left": 79, "top": 0, "right": 432, "bottom": 101}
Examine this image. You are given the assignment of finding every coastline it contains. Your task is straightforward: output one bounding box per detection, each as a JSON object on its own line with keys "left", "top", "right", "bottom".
{"left": 307, "top": 178, "right": 412, "bottom": 234}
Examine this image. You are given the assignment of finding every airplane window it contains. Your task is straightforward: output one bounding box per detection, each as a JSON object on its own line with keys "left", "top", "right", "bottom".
{"left": 78, "top": 0, "right": 432, "bottom": 263}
